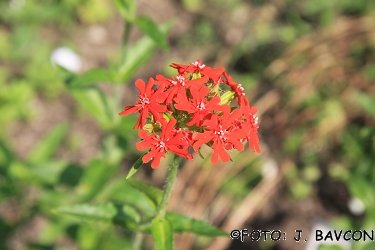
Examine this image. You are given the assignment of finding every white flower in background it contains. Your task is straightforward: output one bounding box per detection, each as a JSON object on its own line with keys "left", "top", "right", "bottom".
{"left": 348, "top": 197, "right": 365, "bottom": 216}
{"left": 50, "top": 47, "right": 82, "bottom": 73}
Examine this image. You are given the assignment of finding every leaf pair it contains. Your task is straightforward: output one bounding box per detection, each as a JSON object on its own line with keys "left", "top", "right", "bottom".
{"left": 54, "top": 202, "right": 227, "bottom": 236}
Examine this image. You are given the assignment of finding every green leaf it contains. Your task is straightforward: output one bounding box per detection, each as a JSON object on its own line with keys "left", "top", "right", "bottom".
{"left": 101, "top": 134, "right": 124, "bottom": 166}
{"left": 117, "top": 36, "right": 155, "bottom": 83}
{"left": 360, "top": 241, "right": 375, "bottom": 250}
{"left": 126, "top": 154, "right": 145, "bottom": 179}
{"left": 53, "top": 203, "right": 140, "bottom": 229}
{"left": 348, "top": 177, "right": 374, "bottom": 209}
{"left": 113, "top": 0, "right": 136, "bottom": 22}
{"left": 76, "top": 159, "right": 119, "bottom": 202}
{"left": 71, "top": 87, "right": 112, "bottom": 129}
{"left": 66, "top": 68, "right": 111, "bottom": 88}
{"left": 353, "top": 91, "right": 375, "bottom": 118}
{"left": 151, "top": 216, "right": 174, "bottom": 250}
{"left": 134, "top": 16, "right": 169, "bottom": 51}
{"left": 29, "top": 161, "right": 68, "bottom": 185}
{"left": 27, "top": 122, "right": 69, "bottom": 164}
{"left": 8, "top": 161, "right": 34, "bottom": 181}
{"left": 39, "top": 190, "right": 75, "bottom": 214}
{"left": 97, "top": 177, "right": 156, "bottom": 219}
{"left": 127, "top": 178, "right": 162, "bottom": 208}
{"left": 114, "top": 115, "right": 138, "bottom": 140}
{"left": 117, "top": 23, "right": 171, "bottom": 83}
{"left": 166, "top": 212, "right": 227, "bottom": 237}
{"left": 0, "top": 138, "right": 15, "bottom": 167}
{"left": 77, "top": 224, "right": 100, "bottom": 250}
{"left": 37, "top": 218, "right": 71, "bottom": 244}
{"left": 198, "top": 149, "right": 205, "bottom": 159}
{"left": 59, "top": 163, "right": 84, "bottom": 187}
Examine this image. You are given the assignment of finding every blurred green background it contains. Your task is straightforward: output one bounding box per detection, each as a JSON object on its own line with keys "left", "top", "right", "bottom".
{"left": 1, "top": 0, "right": 375, "bottom": 249}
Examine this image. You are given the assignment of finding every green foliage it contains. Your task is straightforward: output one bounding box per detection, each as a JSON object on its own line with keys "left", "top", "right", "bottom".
{"left": 353, "top": 91, "right": 375, "bottom": 118}
{"left": 2, "top": 0, "right": 375, "bottom": 249}
{"left": 113, "top": 0, "right": 136, "bottom": 22}
{"left": 27, "top": 122, "right": 69, "bottom": 164}
{"left": 166, "top": 212, "right": 227, "bottom": 236}
{"left": 134, "top": 16, "right": 169, "bottom": 51}
{"left": 117, "top": 23, "right": 171, "bottom": 83}
{"left": 151, "top": 216, "right": 174, "bottom": 250}
{"left": 126, "top": 154, "right": 146, "bottom": 179}
{"left": 77, "top": 159, "right": 120, "bottom": 203}
{"left": 54, "top": 203, "right": 141, "bottom": 229}
{"left": 97, "top": 178, "right": 157, "bottom": 219}
{"left": 70, "top": 87, "right": 113, "bottom": 129}
{"left": 127, "top": 178, "right": 163, "bottom": 208}
{"left": 65, "top": 68, "right": 111, "bottom": 88}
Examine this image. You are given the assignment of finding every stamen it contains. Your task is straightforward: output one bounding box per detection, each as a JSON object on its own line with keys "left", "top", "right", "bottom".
{"left": 253, "top": 115, "right": 259, "bottom": 125}
{"left": 139, "top": 96, "right": 150, "bottom": 107}
{"left": 192, "top": 60, "right": 205, "bottom": 69}
{"left": 196, "top": 101, "right": 205, "bottom": 111}
{"left": 176, "top": 75, "right": 185, "bottom": 86}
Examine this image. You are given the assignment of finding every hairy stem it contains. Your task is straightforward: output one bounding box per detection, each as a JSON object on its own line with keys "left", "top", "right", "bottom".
{"left": 157, "top": 155, "right": 180, "bottom": 217}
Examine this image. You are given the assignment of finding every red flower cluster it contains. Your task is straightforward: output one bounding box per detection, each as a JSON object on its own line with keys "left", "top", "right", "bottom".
{"left": 120, "top": 60, "right": 260, "bottom": 168}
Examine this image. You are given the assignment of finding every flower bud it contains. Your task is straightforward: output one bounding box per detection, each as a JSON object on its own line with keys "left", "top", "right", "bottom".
{"left": 219, "top": 90, "right": 236, "bottom": 105}
{"left": 143, "top": 122, "right": 162, "bottom": 133}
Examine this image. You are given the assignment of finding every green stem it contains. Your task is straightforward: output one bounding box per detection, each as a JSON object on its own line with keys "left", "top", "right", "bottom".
{"left": 113, "top": 83, "right": 122, "bottom": 119}
{"left": 114, "top": 20, "right": 132, "bottom": 120}
{"left": 132, "top": 231, "right": 143, "bottom": 250}
{"left": 157, "top": 154, "right": 180, "bottom": 217}
{"left": 121, "top": 21, "right": 133, "bottom": 63}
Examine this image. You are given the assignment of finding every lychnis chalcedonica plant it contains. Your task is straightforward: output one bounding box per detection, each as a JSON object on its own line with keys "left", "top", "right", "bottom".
{"left": 120, "top": 60, "right": 261, "bottom": 249}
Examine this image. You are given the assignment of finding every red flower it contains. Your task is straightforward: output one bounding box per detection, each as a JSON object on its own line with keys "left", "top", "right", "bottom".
{"left": 223, "top": 72, "right": 245, "bottom": 99}
{"left": 174, "top": 85, "right": 221, "bottom": 126}
{"left": 119, "top": 78, "right": 166, "bottom": 129}
{"left": 173, "top": 127, "right": 194, "bottom": 146}
{"left": 237, "top": 98, "right": 261, "bottom": 152}
{"left": 155, "top": 74, "right": 208, "bottom": 104}
{"left": 120, "top": 60, "right": 261, "bottom": 169}
{"left": 192, "top": 105, "right": 247, "bottom": 164}
{"left": 171, "top": 60, "right": 224, "bottom": 82}
{"left": 242, "top": 103, "right": 261, "bottom": 153}
{"left": 136, "top": 118, "right": 192, "bottom": 168}
{"left": 223, "top": 72, "right": 261, "bottom": 153}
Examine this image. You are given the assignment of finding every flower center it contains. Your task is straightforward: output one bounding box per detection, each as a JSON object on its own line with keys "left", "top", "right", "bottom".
{"left": 253, "top": 115, "right": 259, "bottom": 125}
{"left": 236, "top": 84, "right": 245, "bottom": 96}
{"left": 176, "top": 75, "right": 185, "bottom": 86}
{"left": 196, "top": 101, "right": 205, "bottom": 111}
{"left": 192, "top": 60, "right": 206, "bottom": 69}
{"left": 154, "top": 139, "right": 166, "bottom": 152}
{"left": 214, "top": 126, "right": 226, "bottom": 139}
{"left": 139, "top": 96, "right": 150, "bottom": 107}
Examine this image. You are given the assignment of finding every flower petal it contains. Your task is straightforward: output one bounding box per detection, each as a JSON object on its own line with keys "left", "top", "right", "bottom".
{"left": 119, "top": 105, "right": 140, "bottom": 116}
{"left": 150, "top": 151, "right": 165, "bottom": 169}
{"left": 135, "top": 79, "right": 146, "bottom": 96}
